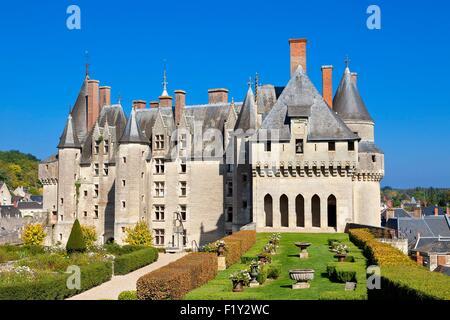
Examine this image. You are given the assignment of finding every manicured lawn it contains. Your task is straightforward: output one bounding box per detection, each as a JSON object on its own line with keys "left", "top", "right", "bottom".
{"left": 185, "top": 233, "right": 367, "bottom": 300}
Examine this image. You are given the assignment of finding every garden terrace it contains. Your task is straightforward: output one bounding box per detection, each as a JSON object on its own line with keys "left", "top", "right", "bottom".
{"left": 185, "top": 233, "right": 367, "bottom": 300}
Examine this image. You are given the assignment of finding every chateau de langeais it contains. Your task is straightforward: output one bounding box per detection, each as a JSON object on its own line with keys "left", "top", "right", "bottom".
{"left": 38, "top": 38, "right": 384, "bottom": 250}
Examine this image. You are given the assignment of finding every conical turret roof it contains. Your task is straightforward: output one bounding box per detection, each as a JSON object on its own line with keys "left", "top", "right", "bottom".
{"left": 119, "top": 108, "right": 149, "bottom": 144}
{"left": 58, "top": 114, "right": 81, "bottom": 149}
{"left": 235, "top": 86, "right": 258, "bottom": 132}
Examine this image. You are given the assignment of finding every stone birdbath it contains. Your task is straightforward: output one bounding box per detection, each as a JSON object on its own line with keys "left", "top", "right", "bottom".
{"left": 294, "top": 242, "right": 311, "bottom": 259}
{"left": 334, "top": 253, "right": 347, "bottom": 262}
{"left": 289, "top": 269, "right": 315, "bottom": 289}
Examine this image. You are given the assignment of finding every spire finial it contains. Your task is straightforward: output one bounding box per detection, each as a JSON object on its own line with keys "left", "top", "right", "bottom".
{"left": 85, "top": 50, "right": 90, "bottom": 79}
{"left": 344, "top": 55, "right": 351, "bottom": 69}
{"left": 117, "top": 92, "right": 122, "bottom": 105}
{"left": 161, "top": 60, "right": 169, "bottom": 97}
{"left": 247, "top": 76, "right": 252, "bottom": 89}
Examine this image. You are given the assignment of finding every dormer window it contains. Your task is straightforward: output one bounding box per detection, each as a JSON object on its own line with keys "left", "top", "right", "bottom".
{"left": 155, "top": 135, "right": 164, "bottom": 150}
{"left": 348, "top": 141, "right": 355, "bottom": 151}
{"left": 155, "top": 158, "right": 165, "bottom": 174}
{"left": 94, "top": 140, "right": 100, "bottom": 154}
{"left": 103, "top": 163, "right": 109, "bottom": 176}
{"left": 94, "top": 163, "right": 99, "bottom": 176}
{"left": 295, "top": 139, "right": 304, "bottom": 154}
{"left": 179, "top": 134, "right": 187, "bottom": 150}
{"left": 104, "top": 140, "right": 109, "bottom": 153}
{"left": 328, "top": 142, "right": 336, "bottom": 151}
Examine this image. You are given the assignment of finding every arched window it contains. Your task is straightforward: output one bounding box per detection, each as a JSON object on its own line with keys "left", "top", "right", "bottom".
{"left": 327, "top": 195, "right": 337, "bottom": 229}
{"left": 264, "top": 194, "right": 273, "bottom": 227}
{"left": 280, "top": 195, "right": 289, "bottom": 227}
{"left": 296, "top": 195, "right": 305, "bottom": 227}
{"left": 312, "top": 195, "right": 321, "bottom": 227}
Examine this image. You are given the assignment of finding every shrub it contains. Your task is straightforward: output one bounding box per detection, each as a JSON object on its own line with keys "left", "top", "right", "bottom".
{"left": 327, "top": 262, "right": 357, "bottom": 283}
{"left": 123, "top": 221, "right": 153, "bottom": 246}
{"left": 118, "top": 290, "right": 138, "bottom": 300}
{"left": 349, "top": 228, "right": 450, "bottom": 300}
{"left": 0, "top": 261, "right": 112, "bottom": 300}
{"left": 221, "top": 231, "right": 256, "bottom": 267}
{"left": 21, "top": 223, "right": 46, "bottom": 246}
{"left": 267, "top": 265, "right": 281, "bottom": 279}
{"left": 114, "top": 247, "right": 158, "bottom": 275}
{"left": 104, "top": 243, "right": 146, "bottom": 256}
{"left": 66, "top": 219, "right": 87, "bottom": 253}
{"left": 137, "top": 253, "right": 217, "bottom": 300}
{"left": 80, "top": 225, "right": 97, "bottom": 249}
{"left": 256, "top": 265, "right": 268, "bottom": 284}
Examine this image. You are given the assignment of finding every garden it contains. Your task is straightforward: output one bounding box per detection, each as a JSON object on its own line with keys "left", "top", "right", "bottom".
{"left": 184, "top": 232, "right": 368, "bottom": 300}
{"left": 0, "top": 219, "right": 159, "bottom": 300}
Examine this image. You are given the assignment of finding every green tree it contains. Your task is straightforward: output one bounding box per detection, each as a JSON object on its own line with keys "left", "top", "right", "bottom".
{"left": 123, "top": 221, "right": 153, "bottom": 246}
{"left": 66, "top": 219, "right": 87, "bottom": 253}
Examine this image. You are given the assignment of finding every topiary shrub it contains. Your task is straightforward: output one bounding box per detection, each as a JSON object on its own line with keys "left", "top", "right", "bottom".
{"left": 22, "top": 223, "right": 46, "bottom": 246}
{"left": 66, "top": 219, "right": 87, "bottom": 254}
{"left": 123, "top": 221, "right": 153, "bottom": 246}
{"left": 327, "top": 262, "right": 357, "bottom": 283}
{"left": 118, "top": 290, "right": 138, "bottom": 300}
{"left": 267, "top": 265, "right": 281, "bottom": 279}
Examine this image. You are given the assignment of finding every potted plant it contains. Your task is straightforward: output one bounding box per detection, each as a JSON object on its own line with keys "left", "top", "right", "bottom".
{"left": 215, "top": 240, "right": 226, "bottom": 257}
{"left": 248, "top": 260, "right": 260, "bottom": 286}
{"left": 264, "top": 242, "right": 276, "bottom": 254}
{"left": 257, "top": 252, "right": 272, "bottom": 264}
{"left": 332, "top": 243, "right": 349, "bottom": 262}
{"left": 269, "top": 233, "right": 281, "bottom": 247}
{"left": 229, "top": 270, "right": 251, "bottom": 292}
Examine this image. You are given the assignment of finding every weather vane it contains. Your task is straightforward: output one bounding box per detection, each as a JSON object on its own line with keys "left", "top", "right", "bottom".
{"left": 344, "top": 55, "right": 351, "bottom": 68}
{"left": 85, "top": 50, "right": 90, "bottom": 79}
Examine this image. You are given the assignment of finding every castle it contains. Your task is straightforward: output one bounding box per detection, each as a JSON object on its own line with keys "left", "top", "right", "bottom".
{"left": 38, "top": 38, "right": 384, "bottom": 249}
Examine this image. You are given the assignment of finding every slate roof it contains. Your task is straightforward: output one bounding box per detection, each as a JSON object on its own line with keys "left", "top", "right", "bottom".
{"left": 259, "top": 65, "right": 359, "bottom": 142}
{"left": 70, "top": 79, "right": 89, "bottom": 142}
{"left": 422, "top": 205, "right": 446, "bottom": 216}
{"left": 0, "top": 206, "right": 22, "bottom": 218}
{"left": 235, "top": 87, "right": 258, "bottom": 132}
{"left": 382, "top": 208, "right": 411, "bottom": 220}
{"left": 30, "top": 196, "right": 43, "bottom": 203}
{"left": 414, "top": 237, "right": 450, "bottom": 254}
{"left": 58, "top": 114, "right": 81, "bottom": 149}
{"left": 359, "top": 141, "right": 383, "bottom": 154}
{"left": 120, "top": 108, "right": 149, "bottom": 144}
{"left": 435, "top": 265, "right": 450, "bottom": 276}
{"left": 333, "top": 67, "right": 373, "bottom": 122}
{"left": 17, "top": 201, "right": 43, "bottom": 210}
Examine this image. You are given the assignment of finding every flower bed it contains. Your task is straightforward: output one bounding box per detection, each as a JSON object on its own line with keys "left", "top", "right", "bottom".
{"left": 349, "top": 228, "right": 450, "bottom": 300}
{"left": 136, "top": 252, "right": 217, "bottom": 300}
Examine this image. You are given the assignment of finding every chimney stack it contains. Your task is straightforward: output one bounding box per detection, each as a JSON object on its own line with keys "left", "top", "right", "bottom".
{"left": 150, "top": 101, "right": 159, "bottom": 108}
{"left": 159, "top": 95, "right": 173, "bottom": 108}
{"left": 351, "top": 72, "right": 358, "bottom": 85}
{"left": 99, "top": 86, "right": 111, "bottom": 108}
{"left": 132, "top": 100, "right": 147, "bottom": 109}
{"left": 288, "top": 38, "right": 307, "bottom": 76}
{"left": 174, "top": 90, "right": 186, "bottom": 125}
{"left": 321, "top": 65, "right": 333, "bottom": 108}
{"left": 413, "top": 206, "right": 422, "bottom": 219}
{"left": 87, "top": 79, "right": 100, "bottom": 131}
{"left": 208, "top": 88, "right": 228, "bottom": 104}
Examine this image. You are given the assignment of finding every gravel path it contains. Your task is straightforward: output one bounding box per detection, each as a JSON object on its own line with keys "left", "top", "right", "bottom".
{"left": 67, "top": 252, "right": 187, "bottom": 300}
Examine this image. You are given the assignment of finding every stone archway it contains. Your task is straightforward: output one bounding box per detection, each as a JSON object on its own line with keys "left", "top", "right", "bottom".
{"left": 327, "top": 195, "right": 337, "bottom": 229}
{"left": 264, "top": 194, "right": 273, "bottom": 227}
{"left": 296, "top": 194, "right": 305, "bottom": 227}
{"left": 280, "top": 195, "right": 289, "bottom": 227}
{"left": 312, "top": 194, "right": 321, "bottom": 228}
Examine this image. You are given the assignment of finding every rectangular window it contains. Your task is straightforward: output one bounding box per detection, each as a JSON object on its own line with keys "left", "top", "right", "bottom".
{"left": 180, "top": 181, "right": 187, "bottom": 197}
{"left": 226, "top": 207, "right": 233, "bottom": 222}
{"left": 83, "top": 211, "right": 88, "bottom": 217}
{"left": 180, "top": 205, "right": 187, "bottom": 221}
{"left": 372, "top": 155, "right": 376, "bottom": 162}
{"left": 59, "top": 233, "right": 63, "bottom": 241}
{"left": 103, "top": 163, "right": 109, "bottom": 176}
{"left": 104, "top": 140, "right": 109, "bottom": 153}
{"left": 60, "top": 215, "right": 64, "bottom": 221}
{"left": 154, "top": 205, "right": 165, "bottom": 221}
{"left": 123, "top": 157, "right": 127, "bottom": 164}
{"left": 348, "top": 141, "right": 355, "bottom": 151}
{"left": 121, "top": 201, "right": 126, "bottom": 209}
{"left": 94, "top": 163, "right": 99, "bottom": 176}
{"left": 122, "top": 179, "right": 126, "bottom": 187}
{"left": 179, "top": 134, "right": 187, "bottom": 150}
{"left": 154, "top": 229, "right": 165, "bottom": 245}
{"left": 94, "top": 140, "right": 99, "bottom": 154}
{"left": 328, "top": 142, "right": 336, "bottom": 151}
{"left": 182, "top": 229, "right": 187, "bottom": 247}
{"left": 94, "top": 184, "right": 99, "bottom": 198}
{"left": 60, "top": 198, "right": 64, "bottom": 205}
{"left": 154, "top": 182, "right": 165, "bottom": 197}
{"left": 295, "top": 139, "right": 304, "bottom": 154}
{"left": 264, "top": 141, "right": 272, "bottom": 152}
{"left": 155, "top": 158, "right": 165, "bottom": 174}
{"left": 94, "top": 205, "right": 98, "bottom": 219}
{"left": 180, "top": 162, "right": 187, "bottom": 173}
{"left": 155, "top": 135, "right": 164, "bottom": 150}
{"left": 84, "top": 190, "right": 88, "bottom": 197}
{"left": 227, "top": 181, "right": 233, "bottom": 197}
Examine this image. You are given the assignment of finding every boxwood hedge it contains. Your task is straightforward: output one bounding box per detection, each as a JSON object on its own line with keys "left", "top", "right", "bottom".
{"left": 114, "top": 247, "right": 158, "bottom": 275}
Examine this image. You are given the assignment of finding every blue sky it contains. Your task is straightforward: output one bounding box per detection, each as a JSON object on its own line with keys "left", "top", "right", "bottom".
{"left": 0, "top": 0, "right": 449, "bottom": 188}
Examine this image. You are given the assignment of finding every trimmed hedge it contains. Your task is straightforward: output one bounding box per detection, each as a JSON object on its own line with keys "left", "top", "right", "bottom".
{"left": 327, "top": 262, "right": 357, "bottom": 283}
{"left": 114, "top": 247, "right": 158, "bottom": 275}
{"left": 221, "top": 231, "right": 256, "bottom": 267}
{"left": 137, "top": 253, "right": 217, "bottom": 300}
{"left": 349, "top": 228, "right": 450, "bottom": 300}
{"left": 118, "top": 290, "right": 138, "bottom": 300}
{"left": 0, "top": 261, "right": 112, "bottom": 300}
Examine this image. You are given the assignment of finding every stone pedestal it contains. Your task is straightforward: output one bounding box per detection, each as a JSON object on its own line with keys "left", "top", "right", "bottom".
{"left": 249, "top": 281, "right": 260, "bottom": 288}
{"left": 292, "top": 282, "right": 310, "bottom": 289}
{"left": 299, "top": 251, "right": 309, "bottom": 259}
{"left": 218, "top": 256, "right": 226, "bottom": 271}
{"left": 345, "top": 282, "right": 356, "bottom": 291}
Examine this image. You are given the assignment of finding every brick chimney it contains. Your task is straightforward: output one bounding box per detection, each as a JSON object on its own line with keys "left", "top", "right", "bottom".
{"left": 132, "top": 100, "right": 147, "bottom": 109}
{"left": 434, "top": 207, "right": 439, "bottom": 216}
{"left": 351, "top": 72, "right": 358, "bottom": 85}
{"left": 321, "top": 65, "right": 333, "bottom": 108}
{"left": 159, "top": 95, "right": 173, "bottom": 108}
{"left": 87, "top": 79, "right": 100, "bottom": 131}
{"left": 208, "top": 88, "right": 228, "bottom": 104}
{"left": 288, "top": 38, "right": 307, "bottom": 76}
{"left": 413, "top": 206, "right": 422, "bottom": 219}
{"left": 149, "top": 101, "right": 159, "bottom": 108}
{"left": 386, "top": 208, "right": 395, "bottom": 221}
{"left": 99, "top": 86, "right": 111, "bottom": 108}
{"left": 174, "top": 90, "right": 186, "bottom": 125}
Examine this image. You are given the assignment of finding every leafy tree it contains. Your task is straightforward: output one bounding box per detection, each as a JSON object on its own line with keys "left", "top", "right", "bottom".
{"left": 22, "top": 223, "right": 46, "bottom": 246}
{"left": 66, "top": 219, "right": 87, "bottom": 253}
{"left": 123, "top": 221, "right": 153, "bottom": 246}
{"left": 80, "top": 225, "right": 97, "bottom": 249}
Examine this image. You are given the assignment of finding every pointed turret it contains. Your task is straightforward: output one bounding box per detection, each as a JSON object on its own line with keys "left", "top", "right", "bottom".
{"left": 58, "top": 114, "right": 81, "bottom": 149}
{"left": 119, "top": 108, "right": 149, "bottom": 144}
{"left": 333, "top": 67, "right": 373, "bottom": 122}
{"left": 235, "top": 85, "right": 258, "bottom": 132}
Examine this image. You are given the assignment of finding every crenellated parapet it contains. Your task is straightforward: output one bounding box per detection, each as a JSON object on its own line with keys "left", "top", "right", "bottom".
{"left": 352, "top": 170, "right": 384, "bottom": 182}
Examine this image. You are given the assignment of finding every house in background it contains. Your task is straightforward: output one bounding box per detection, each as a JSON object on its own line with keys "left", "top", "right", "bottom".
{"left": 17, "top": 201, "right": 45, "bottom": 218}
{"left": 0, "top": 182, "right": 12, "bottom": 206}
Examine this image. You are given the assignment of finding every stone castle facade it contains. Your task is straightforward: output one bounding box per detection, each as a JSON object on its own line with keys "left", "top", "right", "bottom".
{"left": 39, "top": 38, "right": 384, "bottom": 249}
